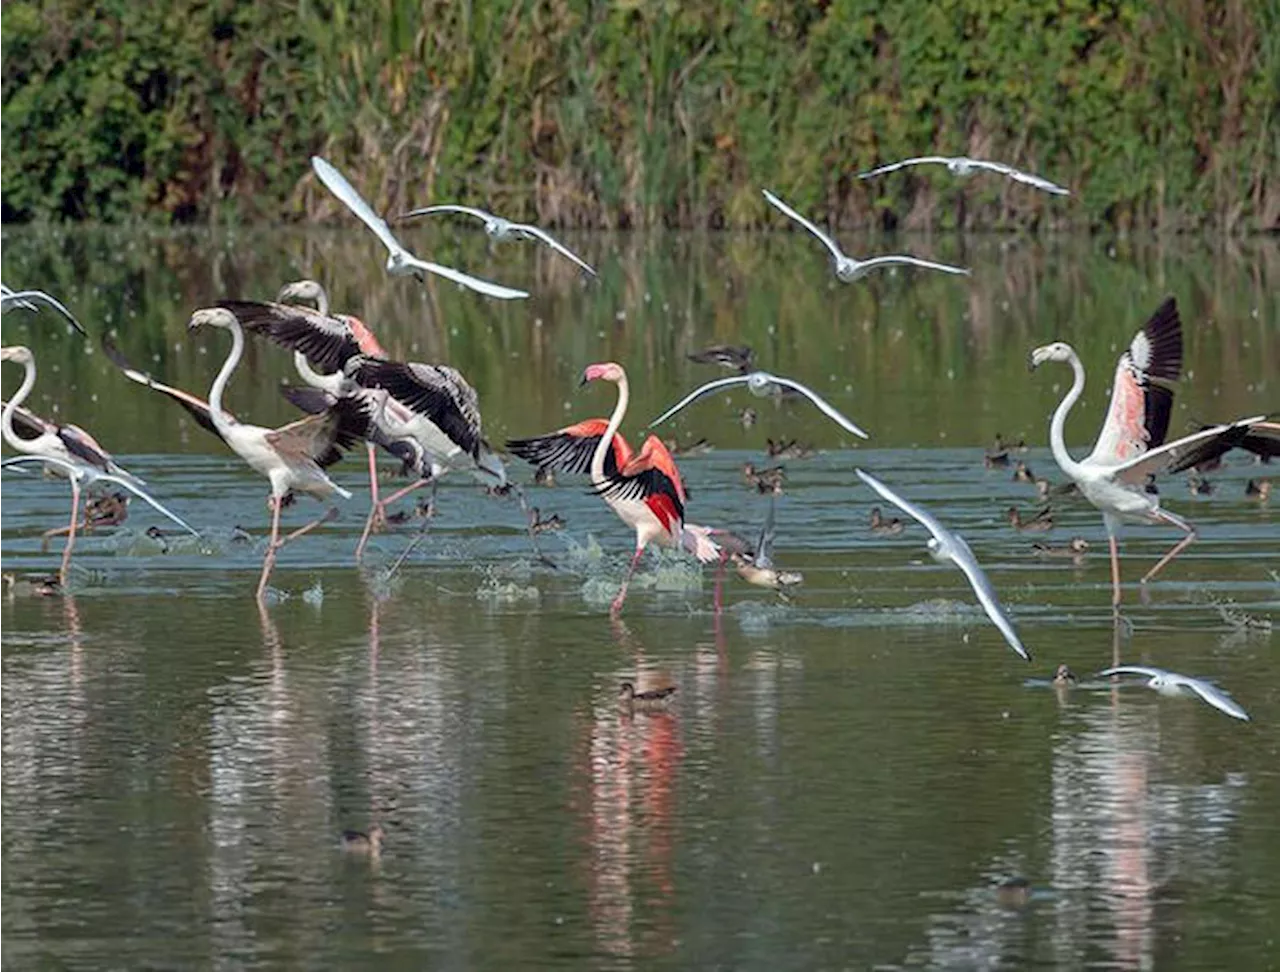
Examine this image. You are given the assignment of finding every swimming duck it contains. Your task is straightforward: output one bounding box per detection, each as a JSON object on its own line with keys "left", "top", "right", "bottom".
{"left": 1052, "top": 664, "right": 1078, "bottom": 686}
{"left": 528, "top": 507, "right": 565, "bottom": 535}
{"left": 742, "top": 462, "right": 785, "bottom": 494}
{"left": 869, "top": 506, "right": 905, "bottom": 536}
{"left": 3, "top": 573, "right": 62, "bottom": 598}
{"left": 618, "top": 681, "right": 677, "bottom": 711}
{"left": 766, "top": 438, "right": 815, "bottom": 460}
{"left": 1187, "top": 472, "right": 1214, "bottom": 496}
{"left": 341, "top": 824, "right": 384, "bottom": 856}
{"left": 663, "top": 436, "right": 713, "bottom": 457}
{"left": 533, "top": 465, "right": 557, "bottom": 487}
{"left": 1012, "top": 461, "right": 1035, "bottom": 484}
{"left": 1245, "top": 478, "right": 1271, "bottom": 501}
{"left": 1007, "top": 506, "right": 1053, "bottom": 532}
{"left": 1032, "top": 537, "right": 1089, "bottom": 559}
{"left": 739, "top": 407, "right": 758, "bottom": 430}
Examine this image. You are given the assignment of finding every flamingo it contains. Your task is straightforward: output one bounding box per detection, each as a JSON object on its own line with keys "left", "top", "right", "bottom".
{"left": 1028, "top": 297, "right": 1266, "bottom": 607}
{"left": 210, "top": 297, "right": 534, "bottom": 562}
{"left": 309, "top": 157, "right": 528, "bottom": 300}
{"left": 857, "top": 156, "right": 1070, "bottom": 196}
{"left": 762, "top": 189, "right": 970, "bottom": 282}
{"left": 185, "top": 308, "right": 372, "bottom": 601}
{"left": 399, "top": 205, "right": 596, "bottom": 276}
{"left": 506, "top": 362, "right": 720, "bottom": 614}
{"left": 2, "top": 346, "right": 199, "bottom": 584}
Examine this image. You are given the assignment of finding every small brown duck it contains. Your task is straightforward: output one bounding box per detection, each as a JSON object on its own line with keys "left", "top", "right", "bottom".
{"left": 1035, "top": 477, "right": 1081, "bottom": 501}
{"left": 739, "top": 407, "right": 758, "bottom": 430}
{"left": 732, "top": 496, "right": 803, "bottom": 594}
{"left": 869, "top": 507, "right": 905, "bottom": 536}
{"left": 40, "top": 491, "right": 131, "bottom": 550}
{"left": 1012, "top": 461, "right": 1036, "bottom": 484}
{"left": 618, "top": 681, "right": 677, "bottom": 711}
{"left": 743, "top": 462, "right": 785, "bottom": 494}
{"left": 3, "top": 573, "right": 62, "bottom": 598}
{"left": 995, "top": 433, "right": 1028, "bottom": 454}
{"left": 1245, "top": 478, "right": 1271, "bottom": 502}
{"left": 1008, "top": 506, "right": 1053, "bottom": 532}
{"left": 766, "top": 438, "right": 815, "bottom": 461}
{"left": 663, "top": 436, "right": 713, "bottom": 457}
{"left": 341, "top": 823, "right": 385, "bottom": 857}
{"left": 687, "top": 344, "right": 754, "bottom": 374}
{"left": 1052, "top": 664, "right": 1079, "bottom": 686}
{"left": 1032, "top": 537, "right": 1089, "bottom": 559}
{"left": 534, "top": 465, "right": 557, "bottom": 488}
{"left": 528, "top": 507, "right": 565, "bottom": 535}
{"left": 1187, "top": 472, "right": 1214, "bottom": 496}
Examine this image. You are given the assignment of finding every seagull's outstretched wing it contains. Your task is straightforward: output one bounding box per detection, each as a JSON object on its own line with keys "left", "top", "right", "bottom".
{"left": 0, "top": 288, "right": 87, "bottom": 335}
{"left": 400, "top": 204, "right": 496, "bottom": 222}
{"left": 855, "top": 468, "right": 1029, "bottom": 661}
{"left": 761, "top": 189, "right": 845, "bottom": 263}
{"left": 1, "top": 455, "right": 200, "bottom": 536}
{"left": 1098, "top": 665, "right": 1249, "bottom": 721}
{"left": 856, "top": 157, "right": 952, "bottom": 179}
{"left": 970, "top": 160, "right": 1070, "bottom": 195}
{"left": 311, "top": 157, "right": 528, "bottom": 301}
{"left": 855, "top": 255, "right": 970, "bottom": 276}
{"left": 649, "top": 371, "right": 870, "bottom": 439}
{"left": 516, "top": 225, "right": 598, "bottom": 276}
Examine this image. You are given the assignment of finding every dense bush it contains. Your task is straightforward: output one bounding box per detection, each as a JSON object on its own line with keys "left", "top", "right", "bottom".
{"left": 3, "top": 0, "right": 1277, "bottom": 230}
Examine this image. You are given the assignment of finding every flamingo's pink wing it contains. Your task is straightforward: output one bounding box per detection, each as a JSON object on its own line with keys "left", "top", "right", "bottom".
{"left": 506, "top": 418, "right": 631, "bottom": 476}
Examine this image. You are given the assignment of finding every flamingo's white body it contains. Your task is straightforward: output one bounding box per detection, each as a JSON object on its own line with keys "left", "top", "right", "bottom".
{"left": 2, "top": 345, "right": 198, "bottom": 583}
{"left": 188, "top": 308, "right": 368, "bottom": 601}
{"left": 1029, "top": 297, "right": 1266, "bottom": 606}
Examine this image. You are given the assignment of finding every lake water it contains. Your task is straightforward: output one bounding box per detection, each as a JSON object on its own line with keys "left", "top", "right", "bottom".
{"left": 3, "top": 226, "right": 1278, "bottom": 968}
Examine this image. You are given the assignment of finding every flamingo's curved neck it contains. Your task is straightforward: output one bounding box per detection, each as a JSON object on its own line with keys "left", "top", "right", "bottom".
{"left": 293, "top": 351, "right": 344, "bottom": 395}
{"left": 1, "top": 355, "right": 39, "bottom": 454}
{"left": 590, "top": 372, "right": 630, "bottom": 485}
{"left": 1049, "top": 351, "right": 1088, "bottom": 480}
{"left": 207, "top": 321, "right": 244, "bottom": 439}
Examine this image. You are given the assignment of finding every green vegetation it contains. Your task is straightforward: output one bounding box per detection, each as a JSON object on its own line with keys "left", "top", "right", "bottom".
{"left": 3, "top": 0, "right": 1278, "bottom": 230}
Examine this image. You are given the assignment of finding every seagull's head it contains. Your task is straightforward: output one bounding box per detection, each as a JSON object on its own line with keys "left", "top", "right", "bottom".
{"left": 1028, "top": 342, "right": 1074, "bottom": 371}
{"left": 187, "top": 307, "right": 239, "bottom": 332}
{"left": 277, "top": 279, "right": 326, "bottom": 307}
{"left": 579, "top": 362, "right": 625, "bottom": 388}
{"left": 926, "top": 536, "right": 942, "bottom": 558}
{"left": 745, "top": 371, "right": 776, "bottom": 397}
{"left": 0, "top": 345, "right": 33, "bottom": 366}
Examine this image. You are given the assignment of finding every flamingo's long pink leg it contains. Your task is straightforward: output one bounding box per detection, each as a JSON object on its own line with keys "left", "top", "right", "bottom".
{"left": 1108, "top": 534, "right": 1122, "bottom": 608}
{"left": 1140, "top": 523, "right": 1197, "bottom": 588}
{"left": 611, "top": 546, "right": 646, "bottom": 616}
{"left": 366, "top": 443, "right": 383, "bottom": 528}
{"left": 58, "top": 477, "right": 82, "bottom": 587}
{"left": 256, "top": 496, "right": 283, "bottom": 603}
{"left": 355, "top": 477, "right": 434, "bottom": 563}
{"left": 282, "top": 507, "right": 338, "bottom": 545}
{"left": 713, "top": 553, "right": 728, "bottom": 614}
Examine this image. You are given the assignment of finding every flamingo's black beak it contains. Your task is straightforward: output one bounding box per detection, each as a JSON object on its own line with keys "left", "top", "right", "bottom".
{"left": 577, "top": 371, "right": 591, "bottom": 389}
{"left": 1026, "top": 352, "right": 1038, "bottom": 372}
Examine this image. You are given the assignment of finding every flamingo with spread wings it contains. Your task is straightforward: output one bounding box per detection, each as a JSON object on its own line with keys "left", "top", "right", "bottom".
{"left": 506, "top": 362, "right": 718, "bottom": 614}
{"left": 1029, "top": 297, "right": 1265, "bottom": 607}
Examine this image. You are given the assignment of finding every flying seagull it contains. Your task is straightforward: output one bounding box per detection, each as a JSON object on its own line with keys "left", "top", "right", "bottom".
{"left": 1, "top": 285, "right": 86, "bottom": 333}
{"left": 855, "top": 468, "right": 1030, "bottom": 662}
{"left": 400, "top": 205, "right": 596, "bottom": 276}
{"left": 857, "top": 157, "right": 1070, "bottom": 196}
{"left": 309, "top": 157, "right": 528, "bottom": 300}
{"left": 649, "top": 370, "right": 870, "bottom": 439}
{"left": 1097, "top": 665, "right": 1249, "bottom": 721}
{"left": 762, "top": 189, "right": 969, "bottom": 283}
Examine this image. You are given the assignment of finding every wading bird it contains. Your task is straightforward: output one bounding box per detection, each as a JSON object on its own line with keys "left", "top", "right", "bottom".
{"left": 762, "top": 189, "right": 970, "bottom": 282}
{"left": 1, "top": 285, "right": 85, "bottom": 332}
{"left": 1028, "top": 298, "right": 1265, "bottom": 607}
{"left": 186, "top": 308, "right": 372, "bottom": 601}
{"left": 309, "top": 157, "right": 528, "bottom": 300}
{"left": 400, "top": 204, "right": 596, "bottom": 276}
{"left": 857, "top": 156, "right": 1070, "bottom": 196}
{"left": 650, "top": 369, "right": 870, "bottom": 439}
{"left": 507, "top": 362, "right": 720, "bottom": 615}
{"left": 855, "top": 468, "right": 1030, "bottom": 662}
{"left": 2, "top": 346, "right": 199, "bottom": 584}
{"left": 1097, "top": 665, "right": 1249, "bottom": 721}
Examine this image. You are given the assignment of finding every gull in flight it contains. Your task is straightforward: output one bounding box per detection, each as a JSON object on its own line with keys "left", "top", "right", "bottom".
{"left": 400, "top": 205, "right": 596, "bottom": 276}
{"left": 762, "top": 189, "right": 969, "bottom": 283}
{"left": 649, "top": 370, "right": 870, "bottom": 439}
{"left": 857, "top": 157, "right": 1070, "bottom": 196}
{"left": 1, "top": 285, "right": 86, "bottom": 332}
{"left": 1097, "top": 665, "right": 1249, "bottom": 721}
{"left": 309, "top": 157, "right": 528, "bottom": 301}
{"left": 855, "top": 468, "right": 1030, "bottom": 662}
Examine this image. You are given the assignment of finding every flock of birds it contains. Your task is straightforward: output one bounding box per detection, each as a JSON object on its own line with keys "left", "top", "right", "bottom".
{"left": 3, "top": 155, "right": 1277, "bottom": 729}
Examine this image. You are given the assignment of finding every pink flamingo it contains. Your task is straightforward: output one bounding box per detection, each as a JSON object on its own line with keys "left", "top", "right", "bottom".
{"left": 507, "top": 362, "right": 718, "bottom": 614}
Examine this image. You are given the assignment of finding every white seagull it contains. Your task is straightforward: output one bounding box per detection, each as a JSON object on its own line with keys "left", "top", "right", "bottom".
{"left": 857, "top": 156, "right": 1070, "bottom": 196}
{"left": 309, "top": 157, "right": 528, "bottom": 300}
{"left": 649, "top": 370, "right": 870, "bottom": 439}
{"left": 855, "top": 468, "right": 1030, "bottom": 662}
{"left": 1029, "top": 297, "right": 1265, "bottom": 606}
{"left": 762, "top": 189, "right": 969, "bottom": 282}
{"left": 1, "top": 285, "right": 86, "bottom": 332}
{"left": 400, "top": 205, "right": 596, "bottom": 276}
{"left": 1097, "top": 665, "right": 1249, "bottom": 721}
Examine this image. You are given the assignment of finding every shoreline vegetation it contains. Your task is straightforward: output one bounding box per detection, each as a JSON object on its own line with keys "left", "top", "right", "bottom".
{"left": 2, "top": 1, "right": 1277, "bottom": 232}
